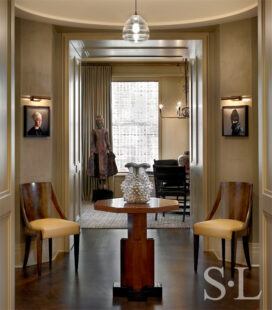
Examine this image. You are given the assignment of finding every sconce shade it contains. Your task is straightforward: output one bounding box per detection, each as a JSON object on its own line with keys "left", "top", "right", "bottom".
{"left": 30, "top": 95, "right": 51, "bottom": 101}
{"left": 122, "top": 14, "right": 149, "bottom": 42}
{"left": 221, "top": 96, "right": 242, "bottom": 101}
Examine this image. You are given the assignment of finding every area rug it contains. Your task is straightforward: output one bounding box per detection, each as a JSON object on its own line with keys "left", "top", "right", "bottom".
{"left": 80, "top": 203, "right": 192, "bottom": 229}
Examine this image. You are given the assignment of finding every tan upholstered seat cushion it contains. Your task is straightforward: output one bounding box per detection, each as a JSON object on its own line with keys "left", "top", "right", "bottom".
{"left": 30, "top": 218, "right": 80, "bottom": 239}
{"left": 193, "top": 219, "right": 245, "bottom": 239}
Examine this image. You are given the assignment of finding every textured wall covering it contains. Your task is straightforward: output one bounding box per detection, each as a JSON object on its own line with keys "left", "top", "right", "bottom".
{"left": 218, "top": 18, "right": 258, "bottom": 242}
{"left": 15, "top": 18, "right": 55, "bottom": 265}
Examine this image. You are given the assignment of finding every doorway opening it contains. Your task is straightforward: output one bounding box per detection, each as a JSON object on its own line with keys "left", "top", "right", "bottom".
{"left": 67, "top": 37, "right": 205, "bottom": 229}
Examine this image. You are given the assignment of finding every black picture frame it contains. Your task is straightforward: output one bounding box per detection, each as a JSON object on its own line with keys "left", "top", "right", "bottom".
{"left": 24, "top": 105, "right": 50, "bottom": 137}
{"left": 222, "top": 105, "right": 248, "bottom": 137}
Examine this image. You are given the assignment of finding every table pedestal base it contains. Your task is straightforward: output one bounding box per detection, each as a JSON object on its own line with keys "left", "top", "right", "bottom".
{"left": 113, "top": 282, "right": 162, "bottom": 301}
{"left": 94, "top": 199, "right": 179, "bottom": 301}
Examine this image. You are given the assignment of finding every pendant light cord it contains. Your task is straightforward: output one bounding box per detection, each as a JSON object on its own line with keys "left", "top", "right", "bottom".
{"left": 135, "top": 0, "right": 138, "bottom": 15}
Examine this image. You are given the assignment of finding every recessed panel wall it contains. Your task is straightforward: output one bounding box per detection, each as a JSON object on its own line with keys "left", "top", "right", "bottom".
{"left": 263, "top": 213, "right": 272, "bottom": 310}
{"left": 0, "top": 0, "right": 14, "bottom": 307}
{"left": 259, "top": 0, "right": 272, "bottom": 307}
{"left": 0, "top": 0, "right": 8, "bottom": 195}
{"left": 0, "top": 214, "right": 10, "bottom": 310}
{"left": 264, "top": 0, "right": 272, "bottom": 192}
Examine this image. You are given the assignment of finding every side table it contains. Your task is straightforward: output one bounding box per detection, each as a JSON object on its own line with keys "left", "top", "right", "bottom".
{"left": 94, "top": 197, "right": 179, "bottom": 300}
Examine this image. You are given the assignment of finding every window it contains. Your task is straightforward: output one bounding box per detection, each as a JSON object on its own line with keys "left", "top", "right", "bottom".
{"left": 111, "top": 81, "right": 159, "bottom": 172}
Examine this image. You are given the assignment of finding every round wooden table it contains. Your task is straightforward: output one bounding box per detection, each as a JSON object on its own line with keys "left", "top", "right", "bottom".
{"left": 94, "top": 197, "right": 179, "bottom": 301}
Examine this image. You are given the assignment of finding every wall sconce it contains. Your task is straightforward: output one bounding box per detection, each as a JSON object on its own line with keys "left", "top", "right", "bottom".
{"left": 221, "top": 96, "right": 251, "bottom": 102}
{"left": 159, "top": 101, "right": 189, "bottom": 119}
{"left": 177, "top": 101, "right": 182, "bottom": 117}
{"left": 221, "top": 96, "right": 242, "bottom": 101}
{"left": 30, "top": 95, "right": 51, "bottom": 102}
{"left": 159, "top": 59, "right": 190, "bottom": 119}
{"left": 159, "top": 104, "right": 164, "bottom": 115}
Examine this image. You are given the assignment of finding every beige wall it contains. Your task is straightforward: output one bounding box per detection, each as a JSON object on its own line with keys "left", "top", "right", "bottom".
{"left": 161, "top": 77, "right": 190, "bottom": 159}
{"left": 15, "top": 18, "right": 55, "bottom": 265}
{"left": 112, "top": 64, "right": 189, "bottom": 161}
{"left": 205, "top": 17, "right": 259, "bottom": 264}
{"left": 216, "top": 18, "right": 259, "bottom": 242}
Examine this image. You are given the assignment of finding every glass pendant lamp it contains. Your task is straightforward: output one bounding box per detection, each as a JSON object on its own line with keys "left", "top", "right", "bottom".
{"left": 122, "top": 0, "right": 149, "bottom": 42}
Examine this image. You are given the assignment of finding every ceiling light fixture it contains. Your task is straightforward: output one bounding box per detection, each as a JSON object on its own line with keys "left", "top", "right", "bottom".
{"left": 122, "top": 0, "right": 149, "bottom": 43}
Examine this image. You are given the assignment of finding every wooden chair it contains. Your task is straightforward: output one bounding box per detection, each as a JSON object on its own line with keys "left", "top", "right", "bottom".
{"left": 20, "top": 182, "right": 80, "bottom": 276}
{"left": 154, "top": 159, "right": 178, "bottom": 166}
{"left": 153, "top": 164, "right": 188, "bottom": 221}
{"left": 193, "top": 182, "right": 253, "bottom": 277}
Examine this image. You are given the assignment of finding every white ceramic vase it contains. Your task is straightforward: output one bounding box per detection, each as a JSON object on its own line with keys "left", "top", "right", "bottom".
{"left": 121, "top": 162, "right": 153, "bottom": 203}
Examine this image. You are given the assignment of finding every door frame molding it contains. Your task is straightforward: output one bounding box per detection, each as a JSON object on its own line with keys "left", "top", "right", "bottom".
{"left": 56, "top": 30, "right": 214, "bottom": 251}
{"left": 0, "top": 0, "right": 15, "bottom": 308}
{"left": 258, "top": 0, "right": 271, "bottom": 308}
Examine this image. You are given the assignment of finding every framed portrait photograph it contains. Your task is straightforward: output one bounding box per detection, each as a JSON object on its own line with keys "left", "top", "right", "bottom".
{"left": 24, "top": 105, "right": 50, "bottom": 137}
{"left": 222, "top": 105, "right": 248, "bottom": 137}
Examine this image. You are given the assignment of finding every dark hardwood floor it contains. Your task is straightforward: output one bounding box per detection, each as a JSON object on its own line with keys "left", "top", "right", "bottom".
{"left": 16, "top": 229, "right": 260, "bottom": 310}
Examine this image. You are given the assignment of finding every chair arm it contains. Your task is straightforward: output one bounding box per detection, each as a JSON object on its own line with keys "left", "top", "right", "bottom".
{"left": 206, "top": 184, "right": 222, "bottom": 220}
{"left": 20, "top": 188, "right": 32, "bottom": 230}
{"left": 242, "top": 185, "right": 253, "bottom": 231}
{"left": 51, "top": 186, "right": 67, "bottom": 220}
{"left": 24, "top": 226, "right": 40, "bottom": 237}
{"left": 236, "top": 227, "right": 249, "bottom": 238}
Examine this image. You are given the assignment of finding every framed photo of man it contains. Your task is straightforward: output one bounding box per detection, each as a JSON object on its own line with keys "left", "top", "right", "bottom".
{"left": 222, "top": 105, "right": 248, "bottom": 137}
{"left": 24, "top": 105, "right": 50, "bottom": 137}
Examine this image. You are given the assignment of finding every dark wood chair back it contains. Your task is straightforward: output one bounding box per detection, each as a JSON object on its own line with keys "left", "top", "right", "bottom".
{"left": 153, "top": 165, "right": 186, "bottom": 197}
{"left": 220, "top": 182, "right": 252, "bottom": 222}
{"left": 20, "top": 182, "right": 65, "bottom": 226}
{"left": 153, "top": 164, "right": 188, "bottom": 221}
{"left": 208, "top": 182, "right": 253, "bottom": 225}
{"left": 154, "top": 159, "right": 178, "bottom": 166}
{"left": 154, "top": 165, "right": 186, "bottom": 184}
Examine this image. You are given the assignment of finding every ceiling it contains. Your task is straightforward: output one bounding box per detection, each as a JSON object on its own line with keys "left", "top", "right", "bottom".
{"left": 15, "top": 0, "right": 257, "bottom": 29}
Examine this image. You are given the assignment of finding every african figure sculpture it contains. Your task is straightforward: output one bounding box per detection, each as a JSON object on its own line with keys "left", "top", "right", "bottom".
{"left": 88, "top": 115, "right": 117, "bottom": 189}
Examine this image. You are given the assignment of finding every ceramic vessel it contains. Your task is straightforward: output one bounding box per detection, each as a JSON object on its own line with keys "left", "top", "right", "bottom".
{"left": 121, "top": 162, "right": 153, "bottom": 203}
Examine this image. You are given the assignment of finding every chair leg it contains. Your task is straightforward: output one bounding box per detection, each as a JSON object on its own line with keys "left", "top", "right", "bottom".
{"left": 221, "top": 239, "right": 225, "bottom": 268}
{"left": 231, "top": 232, "right": 237, "bottom": 277}
{"left": 49, "top": 238, "right": 52, "bottom": 269}
{"left": 74, "top": 234, "right": 80, "bottom": 273}
{"left": 242, "top": 235, "right": 251, "bottom": 270}
{"left": 183, "top": 191, "right": 187, "bottom": 222}
{"left": 36, "top": 233, "right": 43, "bottom": 276}
{"left": 194, "top": 234, "right": 199, "bottom": 272}
{"left": 23, "top": 236, "right": 32, "bottom": 269}
{"left": 162, "top": 196, "right": 165, "bottom": 217}
{"left": 155, "top": 213, "right": 158, "bottom": 221}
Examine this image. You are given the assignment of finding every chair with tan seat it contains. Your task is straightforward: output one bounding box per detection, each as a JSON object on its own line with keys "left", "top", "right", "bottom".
{"left": 193, "top": 182, "right": 253, "bottom": 277}
{"left": 20, "top": 182, "right": 80, "bottom": 276}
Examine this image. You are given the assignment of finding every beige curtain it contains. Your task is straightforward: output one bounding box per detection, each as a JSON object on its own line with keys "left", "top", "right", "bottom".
{"left": 81, "top": 64, "right": 112, "bottom": 200}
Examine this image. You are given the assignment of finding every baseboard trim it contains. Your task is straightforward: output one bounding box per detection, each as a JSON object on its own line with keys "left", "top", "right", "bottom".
{"left": 15, "top": 238, "right": 67, "bottom": 268}
{"left": 209, "top": 239, "right": 260, "bottom": 267}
